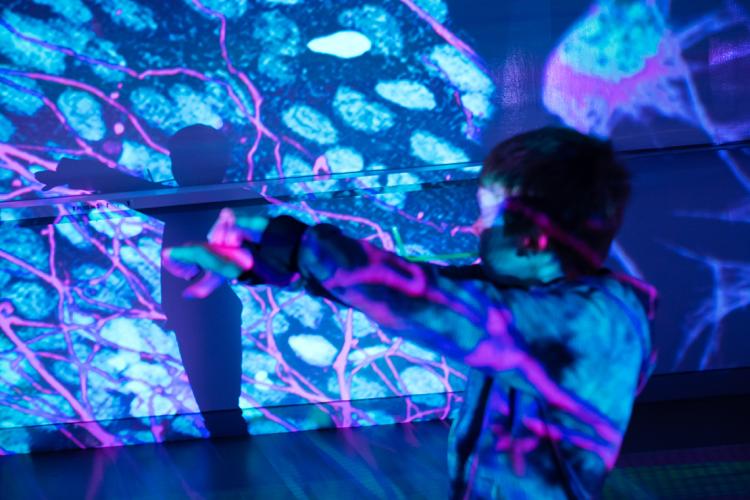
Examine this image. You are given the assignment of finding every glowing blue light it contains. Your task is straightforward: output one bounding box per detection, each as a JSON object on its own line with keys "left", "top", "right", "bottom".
{"left": 557, "top": 1, "right": 664, "bottom": 82}
{"left": 279, "top": 292, "right": 324, "bottom": 329}
{"left": 375, "top": 80, "right": 437, "bottom": 110}
{"left": 401, "top": 366, "right": 445, "bottom": 394}
{"left": 282, "top": 104, "right": 338, "bottom": 145}
{"left": 324, "top": 147, "right": 364, "bottom": 173}
{"left": 338, "top": 6, "right": 403, "bottom": 56}
{"left": 428, "top": 44, "right": 494, "bottom": 94}
{"left": 307, "top": 30, "right": 372, "bottom": 59}
{"left": 335, "top": 377, "right": 388, "bottom": 399}
{"left": 461, "top": 92, "right": 492, "bottom": 119}
{"left": 8, "top": 281, "right": 56, "bottom": 320}
{"left": 261, "top": 0, "right": 304, "bottom": 4}
{"left": 96, "top": 0, "right": 158, "bottom": 32}
{"left": 100, "top": 317, "right": 178, "bottom": 356}
{"left": 168, "top": 83, "right": 224, "bottom": 130}
{"left": 333, "top": 86, "right": 394, "bottom": 133}
{"left": 118, "top": 141, "right": 172, "bottom": 184}
{"left": 413, "top": 0, "right": 448, "bottom": 23}
{"left": 0, "top": 75, "right": 45, "bottom": 116}
{"left": 31, "top": 0, "right": 93, "bottom": 24}
{"left": 58, "top": 89, "right": 107, "bottom": 141}
{"left": 191, "top": 0, "right": 248, "bottom": 18}
{"left": 288, "top": 334, "right": 338, "bottom": 367}
{"left": 410, "top": 130, "right": 468, "bottom": 165}
{"left": 0, "top": 11, "right": 81, "bottom": 74}
{"left": 0, "top": 113, "right": 14, "bottom": 141}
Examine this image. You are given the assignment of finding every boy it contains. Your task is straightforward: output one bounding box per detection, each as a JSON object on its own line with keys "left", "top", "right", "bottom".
{"left": 164, "top": 127, "right": 655, "bottom": 498}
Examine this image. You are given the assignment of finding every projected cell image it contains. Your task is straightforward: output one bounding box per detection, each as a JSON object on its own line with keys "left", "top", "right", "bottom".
{"left": 543, "top": 0, "right": 750, "bottom": 371}
{"left": 0, "top": 0, "right": 493, "bottom": 194}
{"left": 2, "top": 0, "right": 750, "bottom": 455}
{"left": 0, "top": 176, "right": 482, "bottom": 453}
{"left": 0, "top": 0, "right": 494, "bottom": 453}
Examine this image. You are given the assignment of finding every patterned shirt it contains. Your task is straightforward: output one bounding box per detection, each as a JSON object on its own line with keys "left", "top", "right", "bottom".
{"left": 255, "top": 217, "right": 654, "bottom": 499}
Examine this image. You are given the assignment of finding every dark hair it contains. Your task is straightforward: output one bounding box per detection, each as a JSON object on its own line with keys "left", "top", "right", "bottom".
{"left": 480, "top": 127, "right": 631, "bottom": 271}
{"left": 168, "top": 124, "right": 231, "bottom": 186}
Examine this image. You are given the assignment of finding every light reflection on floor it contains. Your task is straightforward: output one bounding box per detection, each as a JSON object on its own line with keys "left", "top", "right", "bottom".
{"left": 1, "top": 419, "right": 749, "bottom": 499}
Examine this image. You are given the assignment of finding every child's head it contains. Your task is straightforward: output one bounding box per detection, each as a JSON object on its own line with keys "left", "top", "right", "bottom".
{"left": 477, "top": 127, "right": 630, "bottom": 281}
{"left": 168, "top": 124, "right": 231, "bottom": 186}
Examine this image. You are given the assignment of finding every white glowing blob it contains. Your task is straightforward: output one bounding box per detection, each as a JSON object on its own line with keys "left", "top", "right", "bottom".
{"left": 307, "top": 30, "right": 372, "bottom": 59}
{"left": 477, "top": 185, "right": 508, "bottom": 231}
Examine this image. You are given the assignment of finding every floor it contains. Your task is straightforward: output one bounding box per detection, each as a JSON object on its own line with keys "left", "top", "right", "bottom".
{"left": 2, "top": 418, "right": 750, "bottom": 499}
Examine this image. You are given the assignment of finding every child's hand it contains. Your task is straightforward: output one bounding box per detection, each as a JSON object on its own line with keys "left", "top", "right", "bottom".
{"left": 162, "top": 208, "right": 269, "bottom": 299}
{"left": 207, "top": 207, "right": 269, "bottom": 248}
{"left": 162, "top": 243, "right": 254, "bottom": 298}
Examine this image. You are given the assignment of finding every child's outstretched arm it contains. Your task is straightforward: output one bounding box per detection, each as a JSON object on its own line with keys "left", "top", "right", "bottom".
{"left": 291, "top": 218, "right": 649, "bottom": 455}
{"left": 297, "top": 221, "right": 506, "bottom": 362}
{"left": 165, "top": 210, "right": 647, "bottom": 463}
{"left": 167, "top": 211, "right": 644, "bottom": 383}
{"left": 165, "top": 211, "right": 506, "bottom": 363}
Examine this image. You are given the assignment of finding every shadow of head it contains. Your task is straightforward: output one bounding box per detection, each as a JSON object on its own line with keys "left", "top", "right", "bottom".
{"left": 169, "top": 124, "right": 231, "bottom": 186}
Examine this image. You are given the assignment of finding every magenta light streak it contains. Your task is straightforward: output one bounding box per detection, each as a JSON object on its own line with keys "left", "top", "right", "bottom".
{"left": 3, "top": 70, "right": 169, "bottom": 156}
{"left": 398, "top": 0, "right": 487, "bottom": 72}
{"left": 0, "top": 1, "right": 480, "bottom": 452}
{"left": 0, "top": 13, "right": 285, "bottom": 183}
{"left": 0, "top": 303, "right": 118, "bottom": 447}
{"left": 190, "top": 0, "right": 285, "bottom": 180}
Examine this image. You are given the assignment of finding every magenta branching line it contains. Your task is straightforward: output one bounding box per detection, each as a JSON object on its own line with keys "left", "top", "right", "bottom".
{"left": 420, "top": 55, "right": 479, "bottom": 140}
{"left": 398, "top": 0, "right": 487, "bottom": 72}
{"left": 0, "top": 303, "right": 118, "bottom": 447}
{"left": 258, "top": 192, "right": 395, "bottom": 250}
{"left": 0, "top": 2, "right": 483, "bottom": 451}
{"left": 0, "top": 16, "right": 283, "bottom": 182}
{"left": 0, "top": 69, "right": 168, "bottom": 156}
{"left": 190, "top": 0, "right": 285, "bottom": 180}
{"left": 280, "top": 135, "right": 314, "bottom": 160}
{"left": 241, "top": 392, "right": 298, "bottom": 432}
{"left": 453, "top": 90, "right": 479, "bottom": 140}
{"left": 332, "top": 308, "right": 355, "bottom": 427}
{"left": 504, "top": 198, "right": 658, "bottom": 318}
